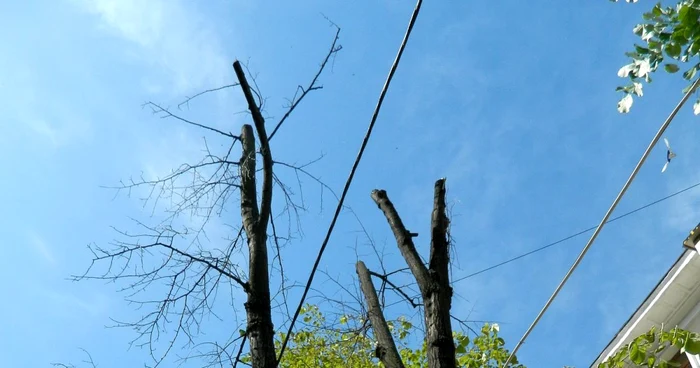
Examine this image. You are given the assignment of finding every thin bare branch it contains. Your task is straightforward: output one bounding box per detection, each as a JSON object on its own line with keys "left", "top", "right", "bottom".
{"left": 51, "top": 348, "right": 97, "bottom": 368}
{"left": 144, "top": 101, "right": 240, "bottom": 140}
{"left": 369, "top": 269, "right": 420, "bottom": 309}
{"left": 370, "top": 189, "right": 430, "bottom": 293}
{"left": 233, "top": 335, "right": 247, "bottom": 368}
{"left": 70, "top": 219, "right": 247, "bottom": 367}
{"left": 178, "top": 83, "right": 240, "bottom": 110}
{"left": 268, "top": 26, "right": 342, "bottom": 141}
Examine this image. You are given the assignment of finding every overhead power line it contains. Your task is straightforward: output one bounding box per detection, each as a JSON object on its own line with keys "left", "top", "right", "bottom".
{"left": 503, "top": 76, "right": 700, "bottom": 368}
{"left": 276, "top": 1, "right": 424, "bottom": 364}
{"left": 452, "top": 180, "right": 700, "bottom": 283}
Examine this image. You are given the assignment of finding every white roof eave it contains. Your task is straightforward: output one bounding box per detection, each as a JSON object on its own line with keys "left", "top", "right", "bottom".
{"left": 591, "top": 249, "right": 700, "bottom": 367}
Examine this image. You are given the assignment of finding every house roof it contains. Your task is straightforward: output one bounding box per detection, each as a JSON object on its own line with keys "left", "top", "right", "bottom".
{"left": 591, "top": 245, "right": 700, "bottom": 367}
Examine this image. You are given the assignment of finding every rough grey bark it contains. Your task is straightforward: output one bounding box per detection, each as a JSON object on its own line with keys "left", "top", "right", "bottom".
{"left": 424, "top": 179, "right": 456, "bottom": 368}
{"left": 363, "top": 178, "right": 456, "bottom": 368}
{"left": 356, "top": 260, "right": 406, "bottom": 368}
{"left": 235, "top": 60, "right": 276, "bottom": 368}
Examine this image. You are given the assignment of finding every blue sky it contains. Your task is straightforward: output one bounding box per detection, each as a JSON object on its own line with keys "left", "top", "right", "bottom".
{"left": 2, "top": 0, "right": 700, "bottom": 367}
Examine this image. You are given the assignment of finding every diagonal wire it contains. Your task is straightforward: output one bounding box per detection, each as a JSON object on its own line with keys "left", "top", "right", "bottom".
{"left": 503, "top": 77, "right": 700, "bottom": 367}
{"left": 452, "top": 180, "right": 700, "bottom": 283}
{"left": 275, "top": 1, "right": 424, "bottom": 364}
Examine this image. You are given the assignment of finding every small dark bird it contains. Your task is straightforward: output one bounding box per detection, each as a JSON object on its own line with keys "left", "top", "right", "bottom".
{"left": 662, "top": 137, "right": 676, "bottom": 173}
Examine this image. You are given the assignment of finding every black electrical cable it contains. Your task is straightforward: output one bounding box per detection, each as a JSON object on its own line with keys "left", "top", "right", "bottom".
{"left": 453, "top": 181, "right": 700, "bottom": 283}
{"left": 275, "top": 1, "right": 424, "bottom": 364}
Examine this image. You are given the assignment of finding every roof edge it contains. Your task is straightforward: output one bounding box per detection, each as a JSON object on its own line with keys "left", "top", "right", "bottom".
{"left": 590, "top": 248, "right": 694, "bottom": 367}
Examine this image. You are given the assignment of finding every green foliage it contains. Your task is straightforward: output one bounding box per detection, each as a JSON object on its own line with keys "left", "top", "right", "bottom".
{"left": 599, "top": 326, "right": 700, "bottom": 367}
{"left": 399, "top": 323, "right": 524, "bottom": 368}
{"left": 611, "top": 0, "right": 700, "bottom": 114}
{"left": 270, "top": 304, "right": 376, "bottom": 367}
{"left": 456, "top": 323, "right": 526, "bottom": 368}
{"left": 241, "top": 304, "right": 526, "bottom": 367}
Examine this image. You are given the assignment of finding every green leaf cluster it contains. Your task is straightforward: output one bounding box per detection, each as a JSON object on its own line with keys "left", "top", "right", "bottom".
{"left": 399, "top": 323, "right": 524, "bottom": 368}
{"left": 612, "top": 1, "right": 700, "bottom": 113}
{"left": 600, "top": 326, "right": 700, "bottom": 367}
{"left": 239, "top": 304, "right": 527, "bottom": 367}
{"left": 455, "top": 323, "right": 526, "bottom": 368}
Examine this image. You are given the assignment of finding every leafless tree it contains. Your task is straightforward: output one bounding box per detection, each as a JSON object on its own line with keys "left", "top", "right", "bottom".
{"left": 61, "top": 1, "right": 435, "bottom": 365}
{"left": 356, "top": 178, "right": 457, "bottom": 368}
{"left": 70, "top": 28, "right": 341, "bottom": 368}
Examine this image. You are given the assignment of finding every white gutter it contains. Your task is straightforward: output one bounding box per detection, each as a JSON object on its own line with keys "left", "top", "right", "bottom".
{"left": 597, "top": 250, "right": 696, "bottom": 365}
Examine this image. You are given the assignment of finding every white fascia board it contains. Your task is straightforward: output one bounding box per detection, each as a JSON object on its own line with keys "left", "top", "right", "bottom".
{"left": 592, "top": 250, "right": 696, "bottom": 367}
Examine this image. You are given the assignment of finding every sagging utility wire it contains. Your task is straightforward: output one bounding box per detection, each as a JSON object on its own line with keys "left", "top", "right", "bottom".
{"left": 453, "top": 180, "right": 700, "bottom": 283}
{"left": 503, "top": 76, "right": 700, "bottom": 367}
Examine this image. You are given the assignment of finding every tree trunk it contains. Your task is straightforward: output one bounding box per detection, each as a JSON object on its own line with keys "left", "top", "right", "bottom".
{"left": 235, "top": 60, "right": 277, "bottom": 368}
{"left": 356, "top": 260, "right": 406, "bottom": 368}
{"left": 365, "top": 178, "right": 457, "bottom": 368}
{"left": 424, "top": 179, "right": 456, "bottom": 367}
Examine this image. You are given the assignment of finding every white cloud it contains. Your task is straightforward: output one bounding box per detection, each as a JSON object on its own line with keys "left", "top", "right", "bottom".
{"left": 39, "top": 288, "right": 109, "bottom": 317}
{"left": 28, "top": 233, "right": 56, "bottom": 265}
{"left": 0, "top": 64, "right": 93, "bottom": 148}
{"left": 70, "top": 0, "right": 248, "bottom": 225}
{"left": 64, "top": 0, "right": 249, "bottom": 238}
{"left": 73, "top": 0, "right": 231, "bottom": 95}
{"left": 20, "top": 106, "right": 93, "bottom": 148}
{"left": 24, "top": 118, "right": 59, "bottom": 146}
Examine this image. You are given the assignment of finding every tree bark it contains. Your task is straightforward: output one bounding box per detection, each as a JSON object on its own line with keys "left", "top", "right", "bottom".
{"left": 370, "top": 178, "right": 456, "bottom": 368}
{"left": 235, "top": 60, "right": 276, "bottom": 368}
{"left": 370, "top": 189, "right": 431, "bottom": 291}
{"left": 424, "top": 179, "right": 456, "bottom": 368}
{"left": 356, "top": 261, "right": 406, "bottom": 368}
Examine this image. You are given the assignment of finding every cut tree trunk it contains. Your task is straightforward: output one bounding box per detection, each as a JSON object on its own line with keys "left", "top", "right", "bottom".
{"left": 361, "top": 178, "right": 456, "bottom": 368}
{"left": 356, "top": 260, "right": 406, "bottom": 368}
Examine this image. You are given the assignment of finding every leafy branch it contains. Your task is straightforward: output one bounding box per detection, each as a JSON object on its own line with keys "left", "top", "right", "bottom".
{"left": 612, "top": 0, "right": 700, "bottom": 113}
{"left": 599, "top": 326, "right": 700, "bottom": 367}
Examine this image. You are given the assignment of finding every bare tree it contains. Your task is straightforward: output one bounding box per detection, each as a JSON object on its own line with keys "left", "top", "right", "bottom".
{"left": 72, "top": 28, "right": 341, "bottom": 368}
{"left": 63, "top": 1, "right": 432, "bottom": 365}
{"left": 356, "top": 178, "right": 457, "bottom": 368}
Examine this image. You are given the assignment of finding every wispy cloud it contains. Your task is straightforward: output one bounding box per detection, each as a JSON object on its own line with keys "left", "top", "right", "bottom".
{"left": 38, "top": 288, "right": 110, "bottom": 317}
{"left": 72, "top": 0, "right": 231, "bottom": 95}
{"left": 21, "top": 106, "right": 93, "bottom": 148}
{"left": 28, "top": 232, "right": 56, "bottom": 265}
{"left": 67, "top": 0, "right": 247, "bottom": 236}
{"left": 0, "top": 64, "right": 93, "bottom": 149}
